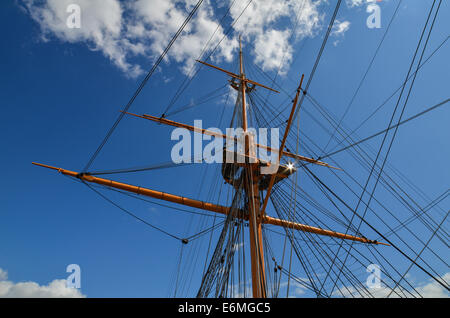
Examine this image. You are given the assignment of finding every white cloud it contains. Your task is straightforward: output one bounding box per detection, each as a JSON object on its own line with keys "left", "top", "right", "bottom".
{"left": 230, "top": 0, "right": 322, "bottom": 74}
{"left": 332, "top": 20, "right": 351, "bottom": 36}
{"left": 415, "top": 272, "right": 450, "bottom": 298}
{"left": 0, "top": 268, "right": 85, "bottom": 298}
{"left": 331, "top": 20, "right": 351, "bottom": 46}
{"left": 22, "top": 0, "right": 327, "bottom": 77}
{"left": 128, "top": 0, "right": 239, "bottom": 74}
{"left": 278, "top": 280, "right": 308, "bottom": 297}
{"left": 24, "top": 0, "right": 144, "bottom": 77}
{"left": 346, "top": 0, "right": 379, "bottom": 8}
{"left": 334, "top": 272, "right": 450, "bottom": 298}
{"left": 23, "top": 0, "right": 238, "bottom": 78}
{"left": 346, "top": 0, "right": 365, "bottom": 8}
{"left": 0, "top": 269, "right": 8, "bottom": 281}
{"left": 219, "top": 85, "right": 238, "bottom": 108}
{"left": 254, "top": 29, "right": 293, "bottom": 74}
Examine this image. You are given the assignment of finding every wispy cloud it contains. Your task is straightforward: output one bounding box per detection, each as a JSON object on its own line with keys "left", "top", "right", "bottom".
{"left": 345, "top": 0, "right": 381, "bottom": 8}
{"left": 21, "top": 0, "right": 327, "bottom": 78}
{"left": 332, "top": 20, "right": 351, "bottom": 36}
{"left": 22, "top": 0, "right": 237, "bottom": 78}
{"left": 23, "top": 0, "right": 144, "bottom": 77}
{"left": 331, "top": 20, "right": 351, "bottom": 46}
{"left": 346, "top": 0, "right": 366, "bottom": 8}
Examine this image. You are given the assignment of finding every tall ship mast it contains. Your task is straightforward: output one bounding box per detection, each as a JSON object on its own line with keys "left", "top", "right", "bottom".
{"left": 32, "top": 3, "right": 449, "bottom": 298}
{"left": 33, "top": 39, "right": 392, "bottom": 298}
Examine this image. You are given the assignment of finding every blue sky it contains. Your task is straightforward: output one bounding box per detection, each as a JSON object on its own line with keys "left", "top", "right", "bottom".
{"left": 0, "top": 0, "right": 449, "bottom": 297}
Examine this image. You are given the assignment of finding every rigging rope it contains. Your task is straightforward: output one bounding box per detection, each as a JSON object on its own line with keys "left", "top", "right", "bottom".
{"left": 292, "top": 0, "right": 342, "bottom": 120}
{"left": 162, "top": 0, "right": 252, "bottom": 117}
{"left": 387, "top": 210, "right": 449, "bottom": 297}
{"left": 88, "top": 161, "right": 194, "bottom": 176}
{"left": 333, "top": 1, "right": 445, "bottom": 294}
{"left": 82, "top": 0, "right": 204, "bottom": 172}
{"left": 310, "top": 98, "right": 450, "bottom": 162}
{"left": 322, "top": 0, "right": 403, "bottom": 154}
{"left": 304, "top": 165, "right": 450, "bottom": 292}
{"left": 325, "top": 35, "right": 449, "bottom": 154}
{"left": 82, "top": 181, "right": 182, "bottom": 241}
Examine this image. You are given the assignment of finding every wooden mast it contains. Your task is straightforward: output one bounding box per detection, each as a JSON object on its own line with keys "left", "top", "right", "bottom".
{"left": 237, "top": 36, "right": 266, "bottom": 298}
{"left": 32, "top": 39, "right": 390, "bottom": 299}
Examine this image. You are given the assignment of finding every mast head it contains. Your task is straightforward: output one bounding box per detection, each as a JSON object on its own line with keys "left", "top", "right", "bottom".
{"left": 239, "top": 35, "right": 244, "bottom": 76}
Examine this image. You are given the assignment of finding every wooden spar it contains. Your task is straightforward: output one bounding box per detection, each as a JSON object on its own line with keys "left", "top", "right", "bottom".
{"left": 262, "top": 216, "right": 389, "bottom": 246}
{"left": 195, "top": 59, "right": 280, "bottom": 93}
{"left": 31, "top": 162, "right": 390, "bottom": 246}
{"left": 260, "top": 74, "right": 304, "bottom": 218}
{"left": 122, "top": 112, "right": 341, "bottom": 170}
{"left": 32, "top": 162, "right": 231, "bottom": 215}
